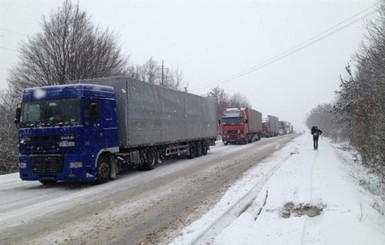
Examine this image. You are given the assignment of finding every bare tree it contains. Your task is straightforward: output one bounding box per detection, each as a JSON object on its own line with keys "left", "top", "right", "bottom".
{"left": 8, "top": 0, "right": 130, "bottom": 97}
{"left": 228, "top": 92, "right": 252, "bottom": 109}
{"left": 305, "top": 103, "right": 338, "bottom": 139}
{"left": 165, "top": 67, "right": 186, "bottom": 91}
{"left": 141, "top": 58, "right": 159, "bottom": 84}
{"left": 0, "top": 90, "right": 18, "bottom": 174}
{"left": 206, "top": 86, "right": 252, "bottom": 120}
{"left": 319, "top": 2, "right": 385, "bottom": 179}
{"left": 207, "top": 86, "right": 229, "bottom": 120}
{"left": 131, "top": 58, "right": 188, "bottom": 91}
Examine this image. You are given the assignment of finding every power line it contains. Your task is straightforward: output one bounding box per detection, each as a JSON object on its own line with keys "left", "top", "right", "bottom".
{"left": 0, "top": 3, "right": 41, "bottom": 20}
{"left": 0, "top": 46, "right": 18, "bottom": 52}
{"left": 193, "top": 1, "right": 381, "bottom": 91}
{"left": 212, "top": 10, "right": 376, "bottom": 87}
{"left": 0, "top": 5, "right": 35, "bottom": 54}
{"left": 0, "top": 27, "right": 29, "bottom": 37}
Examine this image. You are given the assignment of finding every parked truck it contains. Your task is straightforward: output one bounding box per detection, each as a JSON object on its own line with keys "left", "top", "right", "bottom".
{"left": 15, "top": 77, "right": 217, "bottom": 184}
{"left": 219, "top": 107, "right": 262, "bottom": 145}
{"left": 279, "top": 121, "right": 288, "bottom": 135}
{"left": 286, "top": 122, "right": 294, "bottom": 134}
{"left": 262, "top": 115, "right": 279, "bottom": 137}
{"left": 279, "top": 121, "right": 294, "bottom": 135}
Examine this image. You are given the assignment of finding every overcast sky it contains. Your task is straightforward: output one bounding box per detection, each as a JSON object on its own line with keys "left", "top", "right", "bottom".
{"left": 0, "top": 0, "right": 380, "bottom": 130}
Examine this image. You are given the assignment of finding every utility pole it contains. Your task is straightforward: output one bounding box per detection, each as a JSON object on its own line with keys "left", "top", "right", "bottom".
{"left": 160, "top": 60, "right": 169, "bottom": 86}
{"left": 161, "top": 60, "right": 164, "bottom": 86}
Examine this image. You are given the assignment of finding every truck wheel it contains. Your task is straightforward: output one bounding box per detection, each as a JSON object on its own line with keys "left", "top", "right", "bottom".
{"left": 143, "top": 148, "right": 158, "bottom": 170}
{"left": 196, "top": 142, "right": 203, "bottom": 157}
{"left": 202, "top": 141, "right": 208, "bottom": 155}
{"left": 188, "top": 143, "right": 196, "bottom": 159}
{"left": 96, "top": 154, "right": 111, "bottom": 184}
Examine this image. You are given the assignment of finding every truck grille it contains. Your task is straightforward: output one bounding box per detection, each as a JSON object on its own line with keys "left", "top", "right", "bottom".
{"left": 20, "top": 135, "right": 76, "bottom": 153}
{"left": 223, "top": 130, "right": 238, "bottom": 135}
{"left": 30, "top": 155, "right": 63, "bottom": 174}
{"left": 228, "top": 135, "right": 238, "bottom": 140}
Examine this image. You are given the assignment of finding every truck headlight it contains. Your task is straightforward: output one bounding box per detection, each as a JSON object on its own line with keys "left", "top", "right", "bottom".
{"left": 20, "top": 137, "right": 31, "bottom": 144}
{"left": 19, "top": 162, "right": 27, "bottom": 169}
{"left": 70, "top": 162, "right": 83, "bottom": 168}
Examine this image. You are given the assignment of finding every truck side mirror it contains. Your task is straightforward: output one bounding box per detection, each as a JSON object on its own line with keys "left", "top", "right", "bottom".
{"left": 218, "top": 119, "right": 221, "bottom": 124}
{"left": 245, "top": 119, "right": 248, "bottom": 124}
{"left": 14, "top": 104, "right": 21, "bottom": 125}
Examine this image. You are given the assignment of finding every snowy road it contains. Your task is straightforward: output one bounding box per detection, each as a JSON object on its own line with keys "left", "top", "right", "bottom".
{"left": 170, "top": 134, "right": 385, "bottom": 245}
{"left": 0, "top": 135, "right": 296, "bottom": 245}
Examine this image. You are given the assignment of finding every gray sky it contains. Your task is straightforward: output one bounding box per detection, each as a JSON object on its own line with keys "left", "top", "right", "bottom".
{"left": 0, "top": 0, "right": 379, "bottom": 130}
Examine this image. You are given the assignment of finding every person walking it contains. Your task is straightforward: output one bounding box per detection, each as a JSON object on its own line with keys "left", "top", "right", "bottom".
{"left": 311, "top": 126, "right": 322, "bottom": 150}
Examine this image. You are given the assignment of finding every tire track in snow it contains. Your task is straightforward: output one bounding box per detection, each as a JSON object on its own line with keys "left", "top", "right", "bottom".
{"left": 301, "top": 141, "right": 323, "bottom": 245}
{"left": 185, "top": 145, "right": 300, "bottom": 245}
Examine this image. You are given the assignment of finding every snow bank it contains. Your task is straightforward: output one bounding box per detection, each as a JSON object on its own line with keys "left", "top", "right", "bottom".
{"left": 171, "top": 134, "right": 385, "bottom": 244}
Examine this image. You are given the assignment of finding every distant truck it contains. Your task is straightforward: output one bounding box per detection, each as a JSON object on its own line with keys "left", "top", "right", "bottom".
{"left": 219, "top": 107, "right": 262, "bottom": 145}
{"left": 15, "top": 77, "right": 217, "bottom": 184}
{"left": 286, "top": 122, "right": 294, "bottom": 134}
{"left": 262, "top": 115, "right": 279, "bottom": 137}
{"left": 279, "top": 121, "right": 294, "bottom": 135}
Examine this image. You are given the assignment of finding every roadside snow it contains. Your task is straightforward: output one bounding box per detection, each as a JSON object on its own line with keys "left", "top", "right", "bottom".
{"left": 170, "top": 134, "right": 385, "bottom": 245}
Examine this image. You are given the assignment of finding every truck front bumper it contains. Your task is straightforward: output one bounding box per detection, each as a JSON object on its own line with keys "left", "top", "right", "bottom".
{"left": 18, "top": 153, "right": 96, "bottom": 182}
{"left": 222, "top": 134, "right": 245, "bottom": 144}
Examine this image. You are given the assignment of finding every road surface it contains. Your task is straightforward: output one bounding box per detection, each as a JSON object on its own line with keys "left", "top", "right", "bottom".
{"left": 0, "top": 135, "right": 296, "bottom": 245}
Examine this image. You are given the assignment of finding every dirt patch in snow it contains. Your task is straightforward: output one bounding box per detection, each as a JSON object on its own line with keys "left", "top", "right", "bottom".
{"left": 280, "top": 202, "right": 326, "bottom": 218}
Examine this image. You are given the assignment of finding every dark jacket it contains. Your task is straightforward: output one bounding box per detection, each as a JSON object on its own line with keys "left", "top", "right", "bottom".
{"left": 311, "top": 126, "right": 322, "bottom": 137}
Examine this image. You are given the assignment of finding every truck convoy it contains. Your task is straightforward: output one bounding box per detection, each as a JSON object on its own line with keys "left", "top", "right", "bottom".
{"left": 15, "top": 77, "right": 217, "bottom": 184}
{"left": 219, "top": 107, "right": 262, "bottom": 145}
{"left": 279, "top": 121, "right": 294, "bottom": 135}
{"left": 262, "top": 115, "right": 279, "bottom": 137}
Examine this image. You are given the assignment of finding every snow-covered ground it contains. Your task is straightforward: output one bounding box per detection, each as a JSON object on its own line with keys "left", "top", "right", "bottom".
{"left": 1, "top": 134, "right": 384, "bottom": 244}
{"left": 170, "top": 134, "right": 385, "bottom": 244}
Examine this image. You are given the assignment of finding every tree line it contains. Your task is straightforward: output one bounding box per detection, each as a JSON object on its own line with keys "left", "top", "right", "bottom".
{"left": 306, "top": 2, "right": 385, "bottom": 180}
{"left": 0, "top": 0, "right": 251, "bottom": 174}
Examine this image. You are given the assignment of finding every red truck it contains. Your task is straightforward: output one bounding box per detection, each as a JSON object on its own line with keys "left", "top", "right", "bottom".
{"left": 219, "top": 108, "right": 262, "bottom": 145}
{"left": 262, "top": 115, "right": 279, "bottom": 137}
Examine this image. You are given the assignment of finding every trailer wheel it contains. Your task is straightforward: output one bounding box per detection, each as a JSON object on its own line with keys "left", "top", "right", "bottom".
{"left": 188, "top": 142, "right": 196, "bottom": 159}
{"left": 202, "top": 141, "right": 208, "bottom": 155}
{"left": 196, "top": 141, "right": 203, "bottom": 157}
{"left": 96, "top": 154, "right": 111, "bottom": 184}
{"left": 143, "top": 148, "right": 158, "bottom": 170}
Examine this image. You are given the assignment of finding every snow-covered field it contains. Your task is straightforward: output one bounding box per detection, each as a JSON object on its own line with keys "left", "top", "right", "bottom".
{"left": 169, "top": 134, "right": 385, "bottom": 244}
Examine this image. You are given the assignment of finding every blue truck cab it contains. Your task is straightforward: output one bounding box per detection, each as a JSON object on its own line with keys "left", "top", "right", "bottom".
{"left": 16, "top": 84, "right": 119, "bottom": 184}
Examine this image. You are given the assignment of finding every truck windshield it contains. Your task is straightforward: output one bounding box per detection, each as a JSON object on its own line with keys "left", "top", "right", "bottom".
{"left": 20, "top": 98, "right": 81, "bottom": 127}
{"left": 221, "top": 117, "right": 244, "bottom": 125}
{"left": 223, "top": 112, "right": 242, "bottom": 117}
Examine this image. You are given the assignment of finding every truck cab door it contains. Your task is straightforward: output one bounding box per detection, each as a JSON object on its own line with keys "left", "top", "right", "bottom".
{"left": 84, "top": 98, "right": 104, "bottom": 148}
{"left": 84, "top": 98, "right": 118, "bottom": 150}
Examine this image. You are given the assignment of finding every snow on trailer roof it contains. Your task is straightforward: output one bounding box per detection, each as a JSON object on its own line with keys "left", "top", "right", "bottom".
{"left": 22, "top": 83, "right": 115, "bottom": 101}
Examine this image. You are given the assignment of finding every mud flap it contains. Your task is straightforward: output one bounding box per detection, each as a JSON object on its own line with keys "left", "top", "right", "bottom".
{"left": 110, "top": 160, "right": 117, "bottom": 179}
